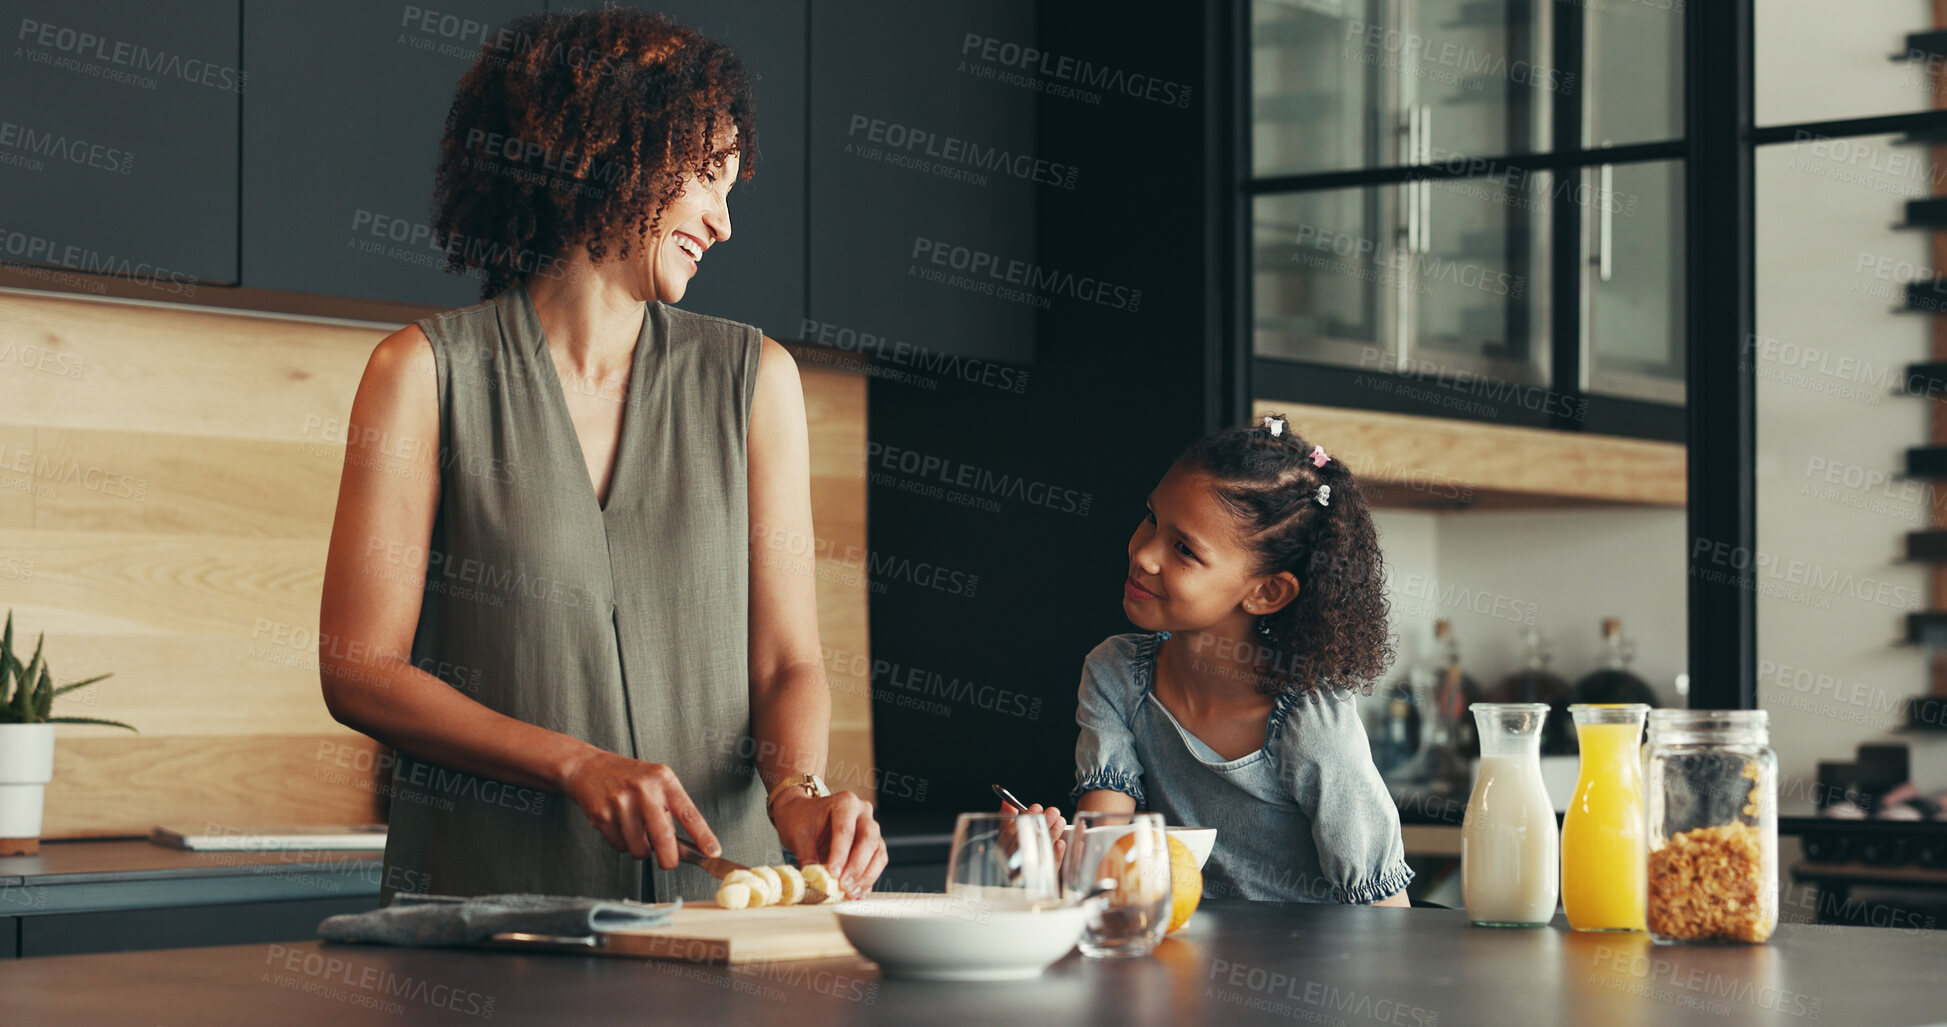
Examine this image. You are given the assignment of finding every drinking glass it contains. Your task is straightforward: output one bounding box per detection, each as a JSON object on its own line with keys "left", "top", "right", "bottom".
{"left": 947, "top": 812, "right": 1060, "bottom": 914}
{"left": 1061, "top": 811, "right": 1171, "bottom": 959}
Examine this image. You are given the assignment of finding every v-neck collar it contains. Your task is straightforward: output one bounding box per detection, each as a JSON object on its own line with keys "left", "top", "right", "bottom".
{"left": 509, "top": 278, "right": 654, "bottom": 516}
{"left": 1144, "top": 632, "right": 1279, "bottom": 766}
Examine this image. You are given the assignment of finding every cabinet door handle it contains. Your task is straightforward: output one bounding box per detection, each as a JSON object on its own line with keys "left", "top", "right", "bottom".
{"left": 1596, "top": 161, "right": 1614, "bottom": 282}
{"left": 1418, "top": 105, "right": 1432, "bottom": 253}
{"left": 1403, "top": 105, "right": 1421, "bottom": 253}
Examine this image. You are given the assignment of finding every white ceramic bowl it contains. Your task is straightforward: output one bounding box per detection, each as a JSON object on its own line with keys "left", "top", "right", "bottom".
{"left": 1166, "top": 827, "right": 1217, "bottom": 869}
{"left": 834, "top": 893, "right": 1086, "bottom": 981}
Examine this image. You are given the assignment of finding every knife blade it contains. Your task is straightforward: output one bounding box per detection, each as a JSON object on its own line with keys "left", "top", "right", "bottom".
{"left": 676, "top": 838, "right": 829, "bottom": 905}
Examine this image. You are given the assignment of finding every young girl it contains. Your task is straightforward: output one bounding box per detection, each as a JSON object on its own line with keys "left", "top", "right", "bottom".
{"left": 1026, "top": 414, "right": 1412, "bottom": 905}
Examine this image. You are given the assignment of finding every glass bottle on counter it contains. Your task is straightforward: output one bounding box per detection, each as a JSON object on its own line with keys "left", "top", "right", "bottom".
{"left": 1571, "top": 618, "right": 1659, "bottom": 708}
{"left": 1644, "top": 710, "right": 1778, "bottom": 945}
{"left": 1383, "top": 625, "right": 1471, "bottom": 804}
{"left": 1462, "top": 703, "right": 1559, "bottom": 928}
{"left": 1495, "top": 629, "right": 1574, "bottom": 756}
{"left": 1560, "top": 703, "right": 1649, "bottom": 932}
{"left": 1434, "top": 620, "right": 1484, "bottom": 758}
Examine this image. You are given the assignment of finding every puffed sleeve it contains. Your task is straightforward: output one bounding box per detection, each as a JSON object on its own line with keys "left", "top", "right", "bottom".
{"left": 1070, "top": 635, "right": 1149, "bottom": 805}
{"left": 1274, "top": 688, "right": 1415, "bottom": 904}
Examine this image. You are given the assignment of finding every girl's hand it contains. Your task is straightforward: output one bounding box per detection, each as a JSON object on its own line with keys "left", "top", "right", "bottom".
{"left": 1004, "top": 802, "right": 1069, "bottom": 865}
{"left": 561, "top": 749, "right": 720, "bottom": 871}
{"left": 771, "top": 789, "right": 887, "bottom": 899}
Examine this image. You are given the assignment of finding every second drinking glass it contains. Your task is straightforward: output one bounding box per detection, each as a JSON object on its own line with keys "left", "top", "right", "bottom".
{"left": 1061, "top": 811, "right": 1171, "bottom": 958}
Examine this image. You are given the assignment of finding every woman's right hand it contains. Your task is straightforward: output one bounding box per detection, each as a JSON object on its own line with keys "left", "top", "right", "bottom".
{"left": 562, "top": 749, "right": 721, "bottom": 870}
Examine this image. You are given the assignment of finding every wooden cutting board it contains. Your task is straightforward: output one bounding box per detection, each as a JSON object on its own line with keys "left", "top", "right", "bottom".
{"left": 481, "top": 895, "right": 919, "bottom": 965}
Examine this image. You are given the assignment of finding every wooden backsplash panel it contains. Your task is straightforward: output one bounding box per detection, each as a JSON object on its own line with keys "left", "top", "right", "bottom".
{"left": 0, "top": 289, "right": 873, "bottom": 837}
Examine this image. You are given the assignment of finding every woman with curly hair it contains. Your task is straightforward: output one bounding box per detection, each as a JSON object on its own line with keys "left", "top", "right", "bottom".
{"left": 1016, "top": 414, "right": 1412, "bottom": 905}
{"left": 318, "top": 9, "right": 885, "bottom": 904}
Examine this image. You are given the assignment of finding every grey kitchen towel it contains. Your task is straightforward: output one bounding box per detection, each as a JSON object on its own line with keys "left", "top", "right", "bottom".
{"left": 318, "top": 893, "right": 681, "bottom": 947}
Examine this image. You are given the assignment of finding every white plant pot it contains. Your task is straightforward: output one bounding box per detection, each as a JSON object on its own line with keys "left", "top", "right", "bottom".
{"left": 0, "top": 722, "right": 56, "bottom": 842}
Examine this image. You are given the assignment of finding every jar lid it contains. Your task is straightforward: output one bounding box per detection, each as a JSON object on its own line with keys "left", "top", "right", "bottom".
{"left": 1647, "top": 708, "right": 1768, "bottom": 743}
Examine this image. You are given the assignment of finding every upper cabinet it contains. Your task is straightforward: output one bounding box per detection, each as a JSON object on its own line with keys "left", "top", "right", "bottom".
{"left": 805, "top": 0, "right": 1038, "bottom": 364}
{"left": 0, "top": 0, "right": 241, "bottom": 286}
{"left": 241, "top": 1, "right": 804, "bottom": 331}
{"left": 240, "top": 0, "right": 541, "bottom": 310}
{"left": 1249, "top": 0, "right": 1687, "bottom": 430}
{"left": 610, "top": 0, "right": 806, "bottom": 339}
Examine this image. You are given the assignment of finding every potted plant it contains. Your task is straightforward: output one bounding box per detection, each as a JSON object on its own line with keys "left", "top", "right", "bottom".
{"left": 1, "top": 612, "right": 133, "bottom": 856}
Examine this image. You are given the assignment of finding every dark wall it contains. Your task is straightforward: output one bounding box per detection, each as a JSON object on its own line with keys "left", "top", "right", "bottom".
{"left": 860, "top": 2, "right": 1218, "bottom": 817}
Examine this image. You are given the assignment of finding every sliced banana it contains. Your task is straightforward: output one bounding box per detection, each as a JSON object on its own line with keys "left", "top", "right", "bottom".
{"left": 775, "top": 864, "right": 806, "bottom": 905}
{"left": 715, "top": 881, "right": 753, "bottom": 909}
{"left": 800, "top": 863, "right": 842, "bottom": 903}
{"left": 722, "top": 869, "right": 770, "bottom": 907}
{"left": 749, "top": 865, "right": 784, "bottom": 905}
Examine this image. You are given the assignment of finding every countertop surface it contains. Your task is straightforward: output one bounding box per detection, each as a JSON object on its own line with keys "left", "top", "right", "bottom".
{"left": 3, "top": 899, "right": 1940, "bottom": 1026}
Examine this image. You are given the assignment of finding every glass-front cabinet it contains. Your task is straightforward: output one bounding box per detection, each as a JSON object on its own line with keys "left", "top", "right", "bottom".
{"left": 1249, "top": 0, "right": 1686, "bottom": 419}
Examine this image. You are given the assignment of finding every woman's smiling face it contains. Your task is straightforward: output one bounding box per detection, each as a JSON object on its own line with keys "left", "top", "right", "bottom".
{"left": 1124, "top": 464, "right": 1280, "bottom": 635}
{"left": 642, "top": 142, "right": 737, "bottom": 303}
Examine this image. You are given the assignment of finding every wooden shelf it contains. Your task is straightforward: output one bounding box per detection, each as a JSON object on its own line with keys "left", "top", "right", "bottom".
{"left": 1253, "top": 401, "right": 1686, "bottom": 510}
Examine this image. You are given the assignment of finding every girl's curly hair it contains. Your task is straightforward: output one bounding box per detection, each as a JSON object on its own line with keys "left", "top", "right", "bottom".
{"left": 1177, "top": 415, "right": 1395, "bottom": 696}
{"left": 431, "top": 9, "right": 757, "bottom": 299}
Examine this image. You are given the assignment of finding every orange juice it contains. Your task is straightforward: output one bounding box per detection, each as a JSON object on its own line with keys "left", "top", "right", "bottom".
{"left": 1560, "top": 707, "right": 1648, "bottom": 931}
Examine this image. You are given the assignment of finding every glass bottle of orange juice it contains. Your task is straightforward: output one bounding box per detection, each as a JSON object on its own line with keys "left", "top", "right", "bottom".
{"left": 1560, "top": 703, "right": 1650, "bottom": 931}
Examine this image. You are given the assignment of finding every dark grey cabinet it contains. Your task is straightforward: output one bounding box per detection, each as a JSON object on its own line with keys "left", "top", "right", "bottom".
{"left": 19, "top": 895, "right": 377, "bottom": 958}
{"left": 0, "top": 0, "right": 241, "bottom": 286}
{"left": 601, "top": 0, "right": 807, "bottom": 339}
{"left": 239, "top": 0, "right": 541, "bottom": 309}
{"left": 807, "top": 0, "right": 1038, "bottom": 362}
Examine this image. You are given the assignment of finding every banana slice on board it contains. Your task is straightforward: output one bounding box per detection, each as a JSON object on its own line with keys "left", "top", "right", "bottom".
{"left": 721, "top": 869, "right": 771, "bottom": 907}
{"left": 800, "top": 864, "right": 842, "bottom": 904}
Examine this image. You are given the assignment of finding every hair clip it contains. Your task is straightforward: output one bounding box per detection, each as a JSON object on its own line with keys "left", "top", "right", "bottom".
{"left": 1260, "top": 415, "right": 1285, "bottom": 438}
{"left": 1315, "top": 485, "right": 1332, "bottom": 508}
{"left": 1309, "top": 445, "right": 1329, "bottom": 468}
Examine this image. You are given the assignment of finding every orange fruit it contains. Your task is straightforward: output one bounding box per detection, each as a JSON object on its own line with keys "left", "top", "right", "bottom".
{"left": 1165, "top": 835, "right": 1202, "bottom": 934}
{"left": 1093, "top": 831, "right": 1203, "bottom": 933}
{"left": 1095, "top": 831, "right": 1169, "bottom": 905}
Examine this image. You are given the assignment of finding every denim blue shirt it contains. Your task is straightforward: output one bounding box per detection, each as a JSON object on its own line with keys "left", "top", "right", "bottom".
{"left": 1071, "top": 633, "right": 1414, "bottom": 904}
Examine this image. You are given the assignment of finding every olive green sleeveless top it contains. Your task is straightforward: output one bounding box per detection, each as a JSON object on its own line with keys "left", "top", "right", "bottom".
{"left": 379, "top": 278, "right": 779, "bottom": 903}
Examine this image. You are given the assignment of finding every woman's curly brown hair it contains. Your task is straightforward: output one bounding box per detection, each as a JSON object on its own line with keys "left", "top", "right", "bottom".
{"left": 431, "top": 9, "right": 757, "bottom": 299}
{"left": 1177, "top": 415, "right": 1395, "bottom": 697}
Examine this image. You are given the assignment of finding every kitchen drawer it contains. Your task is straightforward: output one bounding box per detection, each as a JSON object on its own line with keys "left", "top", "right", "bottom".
{"left": 18, "top": 894, "right": 378, "bottom": 958}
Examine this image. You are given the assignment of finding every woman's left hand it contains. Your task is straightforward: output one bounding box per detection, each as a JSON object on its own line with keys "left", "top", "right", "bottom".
{"left": 770, "top": 789, "right": 887, "bottom": 900}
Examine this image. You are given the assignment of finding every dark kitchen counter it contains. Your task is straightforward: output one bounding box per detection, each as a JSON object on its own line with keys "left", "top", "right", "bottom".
{"left": 0, "top": 839, "right": 382, "bottom": 915}
{"left": 3, "top": 899, "right": 1941, "bottom": 1026}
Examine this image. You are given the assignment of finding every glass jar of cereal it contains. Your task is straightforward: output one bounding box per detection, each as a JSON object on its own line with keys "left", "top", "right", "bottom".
{"left": 1644, "top": 709, "right": 1778, "bottom": 944}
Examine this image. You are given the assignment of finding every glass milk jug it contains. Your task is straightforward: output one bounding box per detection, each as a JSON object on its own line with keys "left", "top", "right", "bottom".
{"left": 1462, "top": 703, "right": 1560, "bottom": 927}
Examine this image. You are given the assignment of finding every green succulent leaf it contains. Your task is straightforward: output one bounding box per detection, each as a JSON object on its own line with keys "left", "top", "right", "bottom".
{"left": 33, "top": 665, "right": 54, "bottom": 719}
{"left": 0, "top": 612, "right": 131, "bottom": 730}
{"left": 43, "top": 716, "right": 139, "bottom": 733}
{"left": 46, "top": 673, "right": 112, "bottom": 700}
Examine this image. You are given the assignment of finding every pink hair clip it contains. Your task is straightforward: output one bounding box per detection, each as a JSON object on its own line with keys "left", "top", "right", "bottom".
{"left": 1309, "top": 445, "right": 1330, "bottom": 469}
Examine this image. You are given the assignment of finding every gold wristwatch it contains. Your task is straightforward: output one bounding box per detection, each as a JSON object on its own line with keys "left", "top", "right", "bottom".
{"left": 766, "top": 773, "right": 830, "bottom": 821}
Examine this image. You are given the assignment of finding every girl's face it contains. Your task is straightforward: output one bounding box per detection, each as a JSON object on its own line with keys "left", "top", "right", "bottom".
{"left": 1124, "top": 464, "right": 1293, "bottom": 635}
